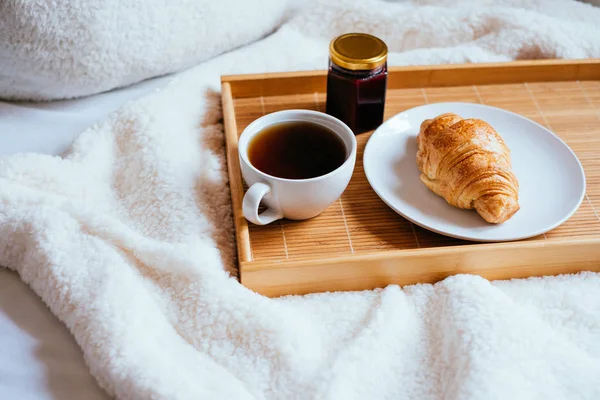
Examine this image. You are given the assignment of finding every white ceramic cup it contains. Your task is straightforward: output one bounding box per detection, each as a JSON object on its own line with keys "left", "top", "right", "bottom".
{"left": 239, "top": 110, "right": 357, "bottom": 225}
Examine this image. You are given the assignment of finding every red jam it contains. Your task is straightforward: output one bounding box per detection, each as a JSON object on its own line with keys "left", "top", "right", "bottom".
{"left": 325, "top": 33, "right": 388, "bottom": 134}
{"left": 325, "top": 61, "right": 388, "bottom": 134}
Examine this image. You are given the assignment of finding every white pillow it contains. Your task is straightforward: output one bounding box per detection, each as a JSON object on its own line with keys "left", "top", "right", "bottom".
{"left": 0, "top": 0, "right": 290, "bottom": 101}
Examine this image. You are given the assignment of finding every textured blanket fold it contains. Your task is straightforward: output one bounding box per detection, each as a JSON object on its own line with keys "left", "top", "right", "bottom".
{"left": 2, "top": 0, "right": 600, "bottom": 399}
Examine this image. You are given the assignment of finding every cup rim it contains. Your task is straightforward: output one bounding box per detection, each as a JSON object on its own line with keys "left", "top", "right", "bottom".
{"left": 238, "top": 109, "right": 357, "bottom": 183}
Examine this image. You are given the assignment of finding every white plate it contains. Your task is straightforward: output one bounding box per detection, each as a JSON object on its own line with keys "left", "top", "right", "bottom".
{"left": 363, "top": 102, "right": 586, "bottom": 242}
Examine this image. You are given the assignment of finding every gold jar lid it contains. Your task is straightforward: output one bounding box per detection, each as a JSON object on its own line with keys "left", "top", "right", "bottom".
{"left": 329, "top": 33, "right": 388, "bottom": 71}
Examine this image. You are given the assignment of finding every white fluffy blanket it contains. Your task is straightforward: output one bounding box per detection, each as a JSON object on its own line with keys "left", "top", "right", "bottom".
{"left": 2, "top": 1, "right": 600, "bottom": 399}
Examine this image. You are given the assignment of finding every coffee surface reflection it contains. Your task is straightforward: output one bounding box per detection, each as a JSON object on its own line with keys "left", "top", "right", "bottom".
{"left": 248, "top": 121, "right": 346, "bottom": 180}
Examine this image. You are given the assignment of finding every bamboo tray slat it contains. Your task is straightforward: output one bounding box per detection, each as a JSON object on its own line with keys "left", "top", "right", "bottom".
{"left": 221, "top": 59, "right": 600, "bottom": 297}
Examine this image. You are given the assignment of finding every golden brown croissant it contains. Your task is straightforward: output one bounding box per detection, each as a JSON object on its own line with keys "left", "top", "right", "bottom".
{"left": 416, "top": 113, "right": 519, "bottom": 224}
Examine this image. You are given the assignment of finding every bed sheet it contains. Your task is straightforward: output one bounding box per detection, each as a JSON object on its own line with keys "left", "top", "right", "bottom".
{"left": 0, "top": 75, "right": 173, "bottom": 399}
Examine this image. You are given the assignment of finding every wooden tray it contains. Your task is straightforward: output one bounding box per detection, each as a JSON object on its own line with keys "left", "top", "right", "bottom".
{"left": 221, "top": 59, "right": 600, "bottom": 297}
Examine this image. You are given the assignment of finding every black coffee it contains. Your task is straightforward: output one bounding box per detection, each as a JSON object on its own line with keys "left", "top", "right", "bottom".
{"left": 248, "top": 121, "right": 346, "bottom": 179}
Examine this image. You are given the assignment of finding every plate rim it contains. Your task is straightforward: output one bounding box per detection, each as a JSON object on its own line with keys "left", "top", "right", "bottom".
{"left": 363, "top": 102, "right": 587, "bottom": 242}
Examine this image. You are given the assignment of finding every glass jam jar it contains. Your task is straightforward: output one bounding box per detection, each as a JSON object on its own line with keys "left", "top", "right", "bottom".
{"left": 325, "top": 33, "right": 388, "bottom": 134}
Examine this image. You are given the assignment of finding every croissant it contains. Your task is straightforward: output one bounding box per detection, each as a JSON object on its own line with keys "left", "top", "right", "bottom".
{"left": 416, "top": 113, "right": 519, "bottom": 224}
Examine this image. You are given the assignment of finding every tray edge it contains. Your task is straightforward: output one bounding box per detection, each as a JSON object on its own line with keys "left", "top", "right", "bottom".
{"left": 221, "top": 58, "right": 600, "bottom": 99}
{"left": 241, "top": 236, "right": 600, "bottom": 297}
{"left": 221, "top": 82, "right": 252, "bottom": 265}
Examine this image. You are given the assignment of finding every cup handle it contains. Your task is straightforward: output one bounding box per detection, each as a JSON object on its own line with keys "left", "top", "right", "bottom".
{"left": 242, "top": 182, "right": 283, "bottom": 225}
